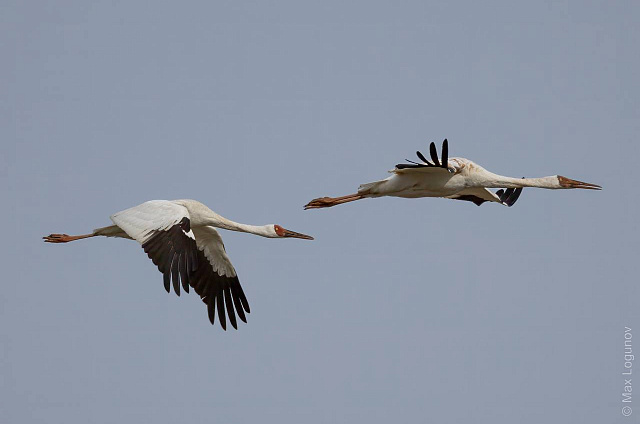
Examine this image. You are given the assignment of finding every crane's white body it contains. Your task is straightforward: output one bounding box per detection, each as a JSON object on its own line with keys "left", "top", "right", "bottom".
{"left": 108, "top": 200, "right": 244, "bottom": 277}
{"left": 362, "top": 158, "right": 561, "bottom": 198}
{"left": 45, "top": 199, "right": 312, "bottom": 330}
{"left": 305, "top": 140, "right": 600, "bottom": 209}
{"left": 98, "top": 200, "right": 280, "bottom": 278}
{"left": 109, "top": 199, "right": 278, "bottom": 238}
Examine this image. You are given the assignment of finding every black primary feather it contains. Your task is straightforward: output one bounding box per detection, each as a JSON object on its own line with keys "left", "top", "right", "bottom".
{"left": 429, "top": 142, "right": 440, "bottom": 166}
{"left": 396, "top": 163, "right": 426, "bottom": 169}
{"left": 217, "top": 294, "right": 226, "bottom": 330}
{"left": 207, "top": 300, "right": 216, "bottom": 325}
{"left": 499, "top": 188, "right": 513, "bottom": 203}
{"left": 233, "top": 290, "right": 247, "bottom": 323}
{"left": 179, "top": 252, "right": 189, "bottom": 293}
{"left": 395, "top": 138, "right": 452, "bottom": 169}
{"left": 441, "top": 139, "right": 448, "bottom": 168}
{"left": 505, "top": 187, "right": 523, "bottom": 206}
{"left": 224, "top": 288, "right": 238, "bottom": 330}
{"left": 453, "top": 195, "right": 487, "bottom": 206}
{"left": 141, "top": 218, "right": 250, "bottom": 330}
{"left": 163, "top": 271, "right": 171, "bottom": 293}
{"left": 416, "top": 150, "right": 433, "bottom": 166}
{"left": 171, "top": 253, "right": 180, "bottom": 296}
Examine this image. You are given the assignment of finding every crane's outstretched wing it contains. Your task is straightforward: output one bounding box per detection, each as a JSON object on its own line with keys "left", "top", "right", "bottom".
{"left": 190, "top": 226, "right": 249, "bottom": 330}
{"left": 111, "top": 200, "right": 196, "bottom": 296}
{"left": 395, "top": 139, "right": 450, "bottom": 171}
{"left": 446, "top": 187, "right": 522, "bottom": 207}
{"left": 110, "top": 200, "right": 249, "bottom": 330}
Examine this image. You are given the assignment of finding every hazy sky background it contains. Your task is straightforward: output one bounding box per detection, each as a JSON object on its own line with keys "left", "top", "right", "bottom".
{"left": 2, "top": 1, "right": 639, "bottom": 423}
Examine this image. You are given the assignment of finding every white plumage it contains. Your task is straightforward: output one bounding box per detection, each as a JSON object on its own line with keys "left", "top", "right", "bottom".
{"left": 111, "top": 200, "right": 196, "bottom": 243}
{"left": 44, "top": 199, "right": 313, "bottom": 330}
{"left": 305, "top": 139, "right": 601, "bottom": 209}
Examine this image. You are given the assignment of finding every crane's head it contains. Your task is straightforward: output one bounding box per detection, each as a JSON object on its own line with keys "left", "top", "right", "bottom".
{"left": 272, "top": 224, "right": 314, "bottom": 240}
{"left": 556, "top": 176, "right": 602, "bottom": 190}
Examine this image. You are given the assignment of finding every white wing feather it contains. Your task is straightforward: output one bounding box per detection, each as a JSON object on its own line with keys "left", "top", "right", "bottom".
{"left": 446, "top": 187, "right": 502, "bottom": 204}
{"left": 110, "top": 200, "right": 195, "bottom": 244}
{"left": 192, "top": 226, "right": 237, "bottom": 278}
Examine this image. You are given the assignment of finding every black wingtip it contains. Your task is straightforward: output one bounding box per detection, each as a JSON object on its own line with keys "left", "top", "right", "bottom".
{"left": 224, "top": 288, "right": 238, "bottom": 330}
{"left": 429, "top": 142, "right": 440, "bottom": 166}
{"left": 171, "top": 254, "right": 181, "bottom": 296}
{"left": 217, "top": 294, "right": 226, "bottom": 331}
{"left": 400, "top": 138, "right": 450, "bottom": 169}
{"left": 396, "top": 163, "right": 427, "bottom": 169}
{"left": 497, "top": 182, "right": 524, "bottom": 207}
{"left": 441, "top": 139, "right": 448, "bottom": 168}
{"left": 231, "top": 285, "right": 247, "bottom": 324}
{"left": 416, "top": 150, "right": 430, "bottom": 165}
{"left": 163, "top": 272, "right": 171, "bottom": 293}
{"left": 208, "top": 302, "right": 216, "bottom": 326}
{"left": 507, "top": 187, "right": 523, "bottom": 206}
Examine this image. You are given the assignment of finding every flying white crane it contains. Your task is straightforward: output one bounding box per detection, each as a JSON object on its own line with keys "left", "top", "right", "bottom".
{"left": 305, "top": 139, "right": 601, "bottom": 209}
{"left": 43, "top": 199, "right": 313, "bottom": 330}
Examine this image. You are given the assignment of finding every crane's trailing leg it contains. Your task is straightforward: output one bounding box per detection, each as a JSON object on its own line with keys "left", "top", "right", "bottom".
{"left": 304, "top": 193, "right": 363, "bottom": 209}
{"left": 43, "top": 233, "right": 96, "bottom": 243}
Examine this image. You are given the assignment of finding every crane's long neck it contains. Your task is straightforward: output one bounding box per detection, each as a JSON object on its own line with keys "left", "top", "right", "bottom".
{"left": 479, "top": 171, "right": 560, "bottom": 189}
{"left": 470, "top": 168, "right": 601, "bottom": 190}
{"left": 205, "top": 213, "right": 273, "bottom": 237}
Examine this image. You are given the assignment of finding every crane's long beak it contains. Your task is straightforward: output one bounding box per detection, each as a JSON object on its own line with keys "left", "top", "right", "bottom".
{"left": 282, "top": 228, "right": 314, "bottom": 240}
{"left": 558, "top": 176, "right": 602, "bottom": 190}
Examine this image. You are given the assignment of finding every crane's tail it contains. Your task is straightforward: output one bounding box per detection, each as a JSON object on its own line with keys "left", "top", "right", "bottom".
{"left": 304, "top": 193, "right": 364, "bottom": 210}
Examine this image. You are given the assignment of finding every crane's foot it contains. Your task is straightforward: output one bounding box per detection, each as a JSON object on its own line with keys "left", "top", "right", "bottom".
{"left": 304, "top": 194, "right": 363, "bottom": 209}
{"left": 43, "top": 233, "right": 94, "bottom": 243}
{"left": 43, "top": 234, "right": 73, "bottom": 243}
{"left": 304, "top": 197, "right": 336, "bottom": 209}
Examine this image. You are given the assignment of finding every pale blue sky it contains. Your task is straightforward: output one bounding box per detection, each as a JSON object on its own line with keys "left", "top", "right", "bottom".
{"left": 2, "top": 1, "right": 639, "bottom": 423}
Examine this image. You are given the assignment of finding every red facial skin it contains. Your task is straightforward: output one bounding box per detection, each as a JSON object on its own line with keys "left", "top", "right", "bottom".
{"left": 274, "top": 225, "right": 286, "bottom": 237}
{"left": 273, "top": 224, "right": 314, "bottom": 240}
